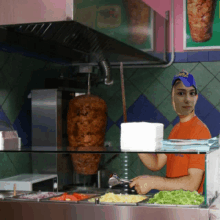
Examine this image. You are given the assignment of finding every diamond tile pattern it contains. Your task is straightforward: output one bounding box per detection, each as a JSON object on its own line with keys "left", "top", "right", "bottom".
{"left": 0, "top": 51, "right": 10, "bottom": 70}
{"left": 106, "top": 117, "right": 114, "bottom": 132}
{"left": 106, "top": 96, "right": 123, "bottom": 122}
{"left": 164, "top": 124, "right": 173, "bottom": 139}
{"left": 105, "top": 124, "right": 120, "bottom": 150}
{"left": 1, "top": 53, "right": 32, "bottom": 88}
{"left": 157, "top": 65, "right": 179, "bottom": 91}
{"left": 202, "top": 62, "right": 220, "bottom": 76}
{"left": 91, "top": 81, "right": 121, "bottom": 102}
{"left": 157, "top": 94, "right": 176, "bottom": 123}
{"left": 13, "top": 98, "right": 32, "bottom": 146}
{"left": 0, "top": 46, "right": 220, "bottom": 183}
{"left": 201, "top": 78, "right": 220, "bottom": 107}
{"left": 191, "top": 63, "right": 214, "bottom": 92}
{"left": 216, "top": 72, "right": 220, "bottom": 82}
{"left": 0, "top": 70, "right": 12, "bottom": 106}
{"left": 173, "top": 63, "right": 198, "bottom": 73}
{"left": 129, "top": 68, "right": 156, "bottom": 93}
{"left": 0, "top": 153, "right": 18, "bottom": 179}
{"left": 115, "top": 79, "right": 142, "bottom": 109}
{"left": 148, "top": 67, "right": 165, "bottom": 78}
{"left": 116, "top": 95, "right": 170, "bottom": 129}
{"left": 216, "top": 103, "right": 220, "bottom": 112}
{"left": 203, "top": 108, "right": 220, "bottom": 137}
{"left": 143, "top": 79, "right": 170, "bottom": 107}
{"left": 195, "top": 94, "right": 215, "bottom": 121}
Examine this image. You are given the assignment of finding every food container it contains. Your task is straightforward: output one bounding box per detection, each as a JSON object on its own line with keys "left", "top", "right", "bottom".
{"left": 42, "top": 192, "right": 101, "bottom": 203}
{"left": 137, "top": 194, "right": 206, "bottom": 208}
{"left": 0, "top": 190, "right": 27, "bottom": 200}
{"left": 80, "top": 193, "right": 148, "bottom": 206}
{"left": 5, "top": 191, "right": 63, "bottom": 202}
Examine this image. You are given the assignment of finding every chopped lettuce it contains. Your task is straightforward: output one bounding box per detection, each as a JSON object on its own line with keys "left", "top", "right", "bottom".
{"left": 147, "top": 189, "right": 204, "bottom": 205}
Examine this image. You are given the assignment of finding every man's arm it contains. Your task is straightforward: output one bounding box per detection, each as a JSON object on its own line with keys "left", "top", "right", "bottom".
{"left": 138, "top": 153, "right": 167, "bottom": 171}
{"left": 152, "top": 168, "right": 204, "bottom": 192}
{"left": 130, "top": 168, "right": 204, "bottom": 194}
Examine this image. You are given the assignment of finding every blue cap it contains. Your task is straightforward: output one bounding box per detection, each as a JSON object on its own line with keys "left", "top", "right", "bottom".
{"left": 172, "top": 70, "right": 197, "bottom": 91}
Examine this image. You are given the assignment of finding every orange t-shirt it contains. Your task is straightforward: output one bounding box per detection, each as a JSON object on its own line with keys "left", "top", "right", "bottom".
{"left": 166, "top": 116, "right": 211, "bottom": 194}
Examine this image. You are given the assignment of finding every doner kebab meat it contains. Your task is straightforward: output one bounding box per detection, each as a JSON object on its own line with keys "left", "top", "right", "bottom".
{"left": 67, "top": 94, "right": 107, "bottom": 175}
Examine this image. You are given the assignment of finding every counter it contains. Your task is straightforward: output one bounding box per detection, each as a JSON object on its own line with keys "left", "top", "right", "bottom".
{"left": 0, "top": 197, "right": 210, "bottom": 220}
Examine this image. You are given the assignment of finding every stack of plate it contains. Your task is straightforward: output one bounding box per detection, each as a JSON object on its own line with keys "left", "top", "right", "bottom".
{"left": 120, "top": 122, "right": 164, "bottom": 152}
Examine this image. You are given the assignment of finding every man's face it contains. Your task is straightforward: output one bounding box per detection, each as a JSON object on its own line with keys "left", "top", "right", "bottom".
{"left": 172, "top": 81, "right": 198, "bottom": 116}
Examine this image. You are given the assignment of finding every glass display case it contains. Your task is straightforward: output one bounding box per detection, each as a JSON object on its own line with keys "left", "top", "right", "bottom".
{"left": 0, "top": 137, "right": 219, "bottom": 220}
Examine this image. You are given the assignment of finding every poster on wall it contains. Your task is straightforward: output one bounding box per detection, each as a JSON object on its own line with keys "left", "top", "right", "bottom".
{"left": 75, "top": 0, "right": 154, "bottom": 52}
{"left": 183, "top": 0, "right": 220, "bottom": 50}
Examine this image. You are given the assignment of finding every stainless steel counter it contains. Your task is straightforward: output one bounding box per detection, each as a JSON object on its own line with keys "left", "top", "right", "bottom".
{"left": 0, "top": 200, "right": 209, "bottom": 220}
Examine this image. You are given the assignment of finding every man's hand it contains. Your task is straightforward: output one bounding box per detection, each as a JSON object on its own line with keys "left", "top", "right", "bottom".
{"left": 129, "top": 175, "right": 162, "bottom": 194}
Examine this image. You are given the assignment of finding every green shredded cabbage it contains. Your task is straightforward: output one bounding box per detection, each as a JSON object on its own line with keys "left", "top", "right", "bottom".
{"left": 147, "top": 189, "right": 204, "bottom": 205}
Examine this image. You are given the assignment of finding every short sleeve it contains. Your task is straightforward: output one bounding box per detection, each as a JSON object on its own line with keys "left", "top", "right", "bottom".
{"left": 188, "top": 154, "right": 205, "bottom": 171}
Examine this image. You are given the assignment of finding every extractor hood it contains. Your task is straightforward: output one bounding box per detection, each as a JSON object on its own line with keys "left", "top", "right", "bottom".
{"left": 0, "top": 0, "right": 169, "bottom": 67}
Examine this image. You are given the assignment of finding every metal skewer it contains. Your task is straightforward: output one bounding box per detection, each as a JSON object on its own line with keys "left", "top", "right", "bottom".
{"left": 120, "top": 62, "right": 127, "bottom": 123}
{"left": 88, "top": 73, "right": 91, "bottom": 95}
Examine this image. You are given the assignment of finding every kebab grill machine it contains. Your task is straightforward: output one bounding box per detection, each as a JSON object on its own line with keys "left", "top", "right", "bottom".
{"left": 31, "top": 64, "right": 115, "bottom": 191}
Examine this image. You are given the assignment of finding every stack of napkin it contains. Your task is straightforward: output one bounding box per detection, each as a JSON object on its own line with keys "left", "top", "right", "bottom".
{"left": 0, "top": 131, "right": 21, "bottom": 151}
{"left": 120, "top": 122, "right": 164, "bottom": 151}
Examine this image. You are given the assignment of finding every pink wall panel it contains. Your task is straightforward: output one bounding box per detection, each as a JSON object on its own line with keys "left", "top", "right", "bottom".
{"left": 0, "top": 0, "right": 71, "bottom": 25}
{"left": 143, "top": 0, "right": 184, "bottom": 52}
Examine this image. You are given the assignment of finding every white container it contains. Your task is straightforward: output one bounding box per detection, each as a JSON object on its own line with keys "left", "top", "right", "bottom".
{"left": 120, "top": 122, "right": 164, "bottom": 152}
{"left": 0, "top": 131, "right": 21, "bottom": 151}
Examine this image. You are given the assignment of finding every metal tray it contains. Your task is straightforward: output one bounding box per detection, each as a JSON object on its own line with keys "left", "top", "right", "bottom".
{"left": 42, "top": 193, "right": 101, "bottom": 203}
{"left": 137, "top": 196, "right": 205, "bottom": 208}
{"left": 80, "top": 194, "right": 148, "bottom": 206}
{"left": 0, "top": 190, "right": 27, "bottom": 200}
{"left": 5, "top": 191, "right": 63, "bottom": 202}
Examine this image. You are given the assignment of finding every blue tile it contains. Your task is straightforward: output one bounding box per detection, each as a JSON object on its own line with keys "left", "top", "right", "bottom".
{"left": 166, "top": 53, "right": 171, "bottom": 62}
{"left": 0, "top": 42, "right": 14, "bottom": 53}
{"left": 106, "top": 117, "right": 114, "bottom": 132}
{"left": 13, "top": 99, "right": 32, "bottom": 146}
{"left": 174, "top": 52, "right": 188, "bottom": 63}
{"left": 203, "top": 107, "right": 220, "bottom": 137}
{"left": 13, "top": 117, "right": 31, "bottom": 146}
{"left": 187, "top": 51, "right": 209, "bottom": 62}
{"left": 208, "top": 51, "right": 220, "bottom": 62}
{"left": 151, "top": 52, "right": 164, "bottom": 61}
{"left": 195, "top": 93, "right": 215, "bottom": 121}
{"left": 116, "top": 95, "right": 170, "bottom": 129}
{"left": 172, "top": 116, "right": 179, "bottom": 126}
{"left": 0, "top": 107, "right": 13, "bottom": 130}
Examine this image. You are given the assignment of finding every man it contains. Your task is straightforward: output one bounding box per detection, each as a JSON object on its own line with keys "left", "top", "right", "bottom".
{"left": 130, "top": 70, "right": 211, "bottom": 195}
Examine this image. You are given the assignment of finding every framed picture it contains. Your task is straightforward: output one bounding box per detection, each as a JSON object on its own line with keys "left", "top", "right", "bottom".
{"left": 76, "top": 0, "right": 154, "bottom": 52}
{"left": 184, "top": 0, "right": 220, "bottom": 50}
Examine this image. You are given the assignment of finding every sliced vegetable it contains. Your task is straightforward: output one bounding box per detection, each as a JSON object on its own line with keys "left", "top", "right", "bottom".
{"left": 50, "top": 193, "right": 90, "bottom": 201}
{"left": 147, "top": 189, "right": 204, "bottom": 205}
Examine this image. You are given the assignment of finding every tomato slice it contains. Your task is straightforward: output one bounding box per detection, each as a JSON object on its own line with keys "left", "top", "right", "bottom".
{"left": 72, "top": 193, "right": 90, "bottom": 200}
{"left": 50, "top": 193, "right": 68, "bottom": 201}
{"left": 65, "top": 195, "right": 78, "bottom": 201}
{"left": 50, "top": 192, "right": 90, "bottom": 201}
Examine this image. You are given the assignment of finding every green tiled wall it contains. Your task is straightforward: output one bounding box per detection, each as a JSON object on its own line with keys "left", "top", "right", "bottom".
{"left": 0, "top": 50, "right": 72, "bottom": 179}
